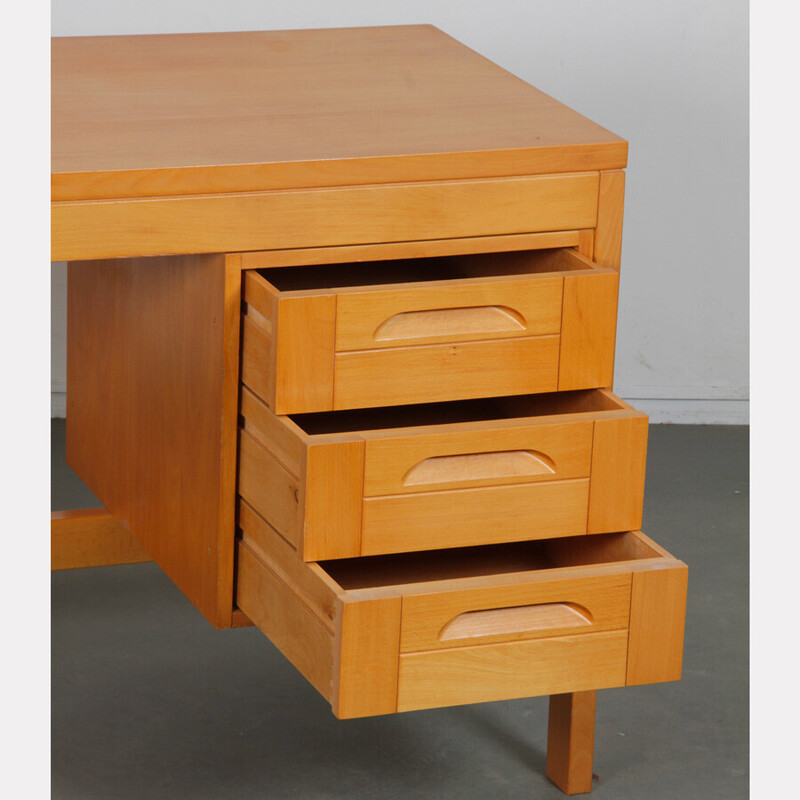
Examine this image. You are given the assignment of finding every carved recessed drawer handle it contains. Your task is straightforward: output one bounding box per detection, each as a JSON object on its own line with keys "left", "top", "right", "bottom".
{"left": 440, "top": 603, "right": 594, "bottom": 641}
{"left": 402, "top": 450, "right": 556, "bottom": 487}
{"left": 373, "top": 305, "right": 526, "bottom": 342}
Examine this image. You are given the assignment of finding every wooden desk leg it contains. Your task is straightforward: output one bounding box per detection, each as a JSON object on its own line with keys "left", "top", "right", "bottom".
{"left": 546, "top": 690, "right": 597, "bottom": 795}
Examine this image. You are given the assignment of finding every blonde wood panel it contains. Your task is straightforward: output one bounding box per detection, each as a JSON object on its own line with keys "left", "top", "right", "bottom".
{"left": 400, "top": 572, "right": 631, "bottom": 652}
{"left": 51, "top": 173, "right": 599, "bottom": 261}
{"left": 272, "top": 295, "right": 337, "bottom": 415}
{"left": 241, "top": 316, "right": 276, "bottom": 409}
{"left": 363, "top": 421, "right": 594, "bottom": 496}
{"left": 587, "top": 415, "right": 649, "bottom": 534}
{"left": 51, "top": 509, "right": 152, "bottom": 570}
{"left": 361, "top": 479, "right": 590, "bottom": 556}
{"left": 626, "top": 563, "right": 688, "bottom": 686}
{"left": 240, "top": 231, "right": 582, "bottom": 269}
{"left": 594, "top": 170, "right": 626, "bottom": 271}
{"left": 576, "top": 229, "right": 595, "bottom": 260}
{"left": 239, "top": 386, "right": 306, "bottom": 478}
{"left": 66, "top": 254, "right": 239, "bottom": 628}
{"left": 335, "top": 277, "right": 563, "bottom": 351}
{"left": 303, "top": 441, "right": 365, "bottom": 561}
{"left": 242, "top": 269, "right": 279, "bottom": 327}
{"left": 546, "top": 691, "right": 597, "bottom": 795}
{"left": 53, "top": 27, "right": 625, "bottom": 202}
{"left": 333, "top": 335, "right": 560, "bottom": 410}
{"left": 558, "top": 268, "right": 619, "bottom": 391}
{"left": 238, "top": 430, "right": 303, "bottom": 550}
{"left": 396, "top": 630, "right": 628, "bottom": 712}
{"left": 333, "top": 595, "right": 402, "bottom": 719}
{"left": 236, "top": 542, "right": 334, "bottom": 700}
{"left": 238, "top": 499, "right": 340, "bottom": 624}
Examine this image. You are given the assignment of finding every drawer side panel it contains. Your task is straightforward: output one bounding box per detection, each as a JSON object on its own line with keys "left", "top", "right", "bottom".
{"left": 236, "top": 543, "right": 334, "bottom": 701}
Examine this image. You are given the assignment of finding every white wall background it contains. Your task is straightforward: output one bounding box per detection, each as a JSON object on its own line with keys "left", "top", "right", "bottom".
{"left": 50, "top": 0, "right": 748, "bottom": 423}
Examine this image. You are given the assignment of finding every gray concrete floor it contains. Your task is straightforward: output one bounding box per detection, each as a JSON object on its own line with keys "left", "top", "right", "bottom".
{"left": 52, "top": 421, "right": 748, "bottom": 799}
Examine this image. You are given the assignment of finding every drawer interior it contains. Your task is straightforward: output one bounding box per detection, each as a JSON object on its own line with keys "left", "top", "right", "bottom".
{"left": 288, "top": 388, "right": 627, "bottom": 435}
{"left": 258, "top": 247, "right": 594, "bottom": 292}
{"left": 319, "top": 531, "right": 663, "bottom": 591}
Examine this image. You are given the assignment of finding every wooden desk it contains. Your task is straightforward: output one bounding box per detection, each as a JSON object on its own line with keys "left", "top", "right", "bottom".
{"left": 52, "top": 26, "right": 686, "bottom": 795}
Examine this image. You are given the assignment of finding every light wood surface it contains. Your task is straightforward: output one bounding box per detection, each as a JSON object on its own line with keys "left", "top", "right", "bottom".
{"left": 333, "top": 595, "right": 403, "bottom": 719}
{"left": 626, "top": 563, "right": 688, "bottom": 685}
{"left": 52, "top": 172, "right": 599, "bottom": 261}
{"left": 363, "top": 420, "right": 593, "bottom": 496}
{"left": 242, "top": 244, "right": 618, "bottom": 413}
{"left": 335, "top": 277, "right": 563, "bottom": 351}
{"left": 547, "top": 691, "right": 597, "bottom": 795}
{"left": 236, "top": 542, "right": 334, "bottom": 699}
{"left": 52, "top": 26, "right": 626, "bottom": 203}
{"left": 238, "top": 499, "right": 339, "bottom": 624}
{"left": 400, "top": 572, "right": 631, "bottom": 652}
{"left": 360, "top": 479, "right": 590, "bottom": 555}
{"left": 240, "top": 231, "right": 582, "bottom": 269}
{"left": 303, "top": 441, "right": 365, "bottom": 561}
{"left": 333, "top": 336, "right": 561, "bottom": 410}
{"left": 558, "top": 268, "right": 619, "bottom": 391}
{"left": 396, "top": 630, "right": 627, "bottom": 712}
{"left": 66, "top": 253, "right": 240, "bottom": 628}
{"left": 51, "top": 508, "right": 152, "bottom": 570}
{"left": 594, "top": 170, "right": 626, "bottom": 272}
{"left": 239, "top": 388, "right": 648, "bottom": 559}
{"left": 587, "top": 415, "right": 649, "bottom": 534}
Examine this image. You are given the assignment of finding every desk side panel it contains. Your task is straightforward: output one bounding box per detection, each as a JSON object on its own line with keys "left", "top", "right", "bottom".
{"left": 66, "top": 254, "right": 239, "bottom": 627}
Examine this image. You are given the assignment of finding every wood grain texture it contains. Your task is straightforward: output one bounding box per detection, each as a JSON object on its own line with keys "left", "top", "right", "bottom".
{"left": 240, "top": 231, "right": 582, "bottom": 269}
{"left": 272, "top": 295, "right": 337, "bottom": 415}
{"left": 576, "top": 230, "right": 595, "bottom": 260}
{"left": 363, "top": 420, "right": 594, "bottom": 496}
{"left": 333, "top": 595, "right": 402, "bottom": 719}
{"left": 52, "top": 26, "right": 626, "bottom": 203}
{"left": 240, "top": 386, "right": 306, "bottom": 477}
{"left": 361, "top": 479, "right": 590, "bottom": 556}
{"left": 303, "top": 440, "right": 365, "bottom": 561}
{"left": 236, "top": 542, "right": 334, "bottom": 699}
{"left": 52, "top": 173, "right": 600, "bottom": 262}
{"left": 51, "top": 508, "right": 152, "bottom": 570}
{"left": 400, "top": 572, "right": 631, "bottom": 652}
{"left": 238, "top": 429, "right": 303, "bottom": 550}
{"left": 396, "top": 630, "right": 628, "bottom": 712}
{"left": 335, "top": 276, "right": 563, "bottom": 351}
{"left": 241, "top": 315, "right": 276, "bottom": 408}
{"left": 66, "top": 254, "right": 239, "bottom": 628}
{"left": 626, "top": 563, "right": 688, "bottom": 685}
{"left": 594, "top": 170, "right": 625, "bottom": 271}
{"left": 558, "top": 269, "right": 619, "bottom": 391}
{"left": 238, "top": 499, "right": 339, "bottom": 625}
{"left": 547, "top": 691, "right": 597, "bottom": 795}
{"left": 334, "top": 335, "right": 560, "bottom": 410}
{"left": 587, "top": 415, "right": 649, "bottom": 534}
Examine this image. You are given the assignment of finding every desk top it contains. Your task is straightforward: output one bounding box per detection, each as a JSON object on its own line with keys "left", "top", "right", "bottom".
{"left": 52, "top": 25, "right": 626, "bottom": 202}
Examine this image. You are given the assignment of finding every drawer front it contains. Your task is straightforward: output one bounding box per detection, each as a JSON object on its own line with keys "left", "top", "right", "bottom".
{"left": 242, "top": 246, "right": 618, "bottom": 414}
{"left": 399, "top": 570, "right": 632, "bottom": 652}
{"left": 396, "top": 631, "right": 629, "bottom": 712}
{"left": 237, "top": 521, "right": 688, "bottom": 720}
{"left": 333, "top": 336, "right": 560, "bottom": 410}
{"left": 54, "top": 172, "right": 600, "bottom": 261}
{"left": 238, "top": 387, "right": 648, "bottom": 560}
{"left": 334, "top": 276, "right": 563, "bottom": 351}
{"left": 360, "top": 478, "right": 591, "bottom": 555}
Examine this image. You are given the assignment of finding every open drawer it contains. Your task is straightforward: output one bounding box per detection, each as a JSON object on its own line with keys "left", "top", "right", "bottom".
{"left": 238, "top": 386, "right": 648, "bottom": 560}
{"left": 236, "top": 505, "right": 687, "bottom": 719}
{"left": 241, "top": 247, "right": 619, "bottom": 414}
